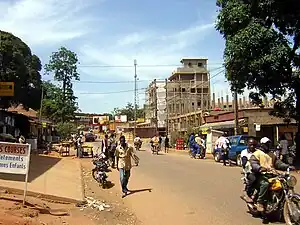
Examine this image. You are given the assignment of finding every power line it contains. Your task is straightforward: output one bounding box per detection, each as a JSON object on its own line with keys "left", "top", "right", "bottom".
{"left": 78, "top": 88, "right": 147, "bottom": 95}
{"left": 43, "top": 66, "right": 224, "bottom": 84}
{"left": 78, "top": 63, "right": 224, "bottom": 68}
{"left": 45, "top": 79, "right": 149, "bottom": 84}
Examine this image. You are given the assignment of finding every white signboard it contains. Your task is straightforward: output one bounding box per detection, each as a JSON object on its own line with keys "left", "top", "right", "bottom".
{"left": 0, "top": 142, "right": 31, "bottom": 174}
{"left": 115, "top": 115, "right": 127, "bottom": 122}
{"left": 0, "top": 142, "right": 31, "bottom": 205}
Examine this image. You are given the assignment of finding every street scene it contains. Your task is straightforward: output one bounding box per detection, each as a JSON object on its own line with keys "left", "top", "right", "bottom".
{"left": 1, "top": 0, "right": 300, "bottom": 224}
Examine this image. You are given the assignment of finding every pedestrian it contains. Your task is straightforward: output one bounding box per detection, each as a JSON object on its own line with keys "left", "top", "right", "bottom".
{"left": 108, "top": 133, "right": 117, "bottom": 168}
{"left": 102, "top": 134, "right": 109, "bottom": 158}
{"left": 279, "top": 134, "right": 288, "bottom": 163}
{"left": 76, "top": 134, "right": 83, "bottom": 158}
{"left": 165, "top": 135, "right": 169, "bottom": 153}
{"left": 115, "top": 135, "right": 139, "bottom": 197}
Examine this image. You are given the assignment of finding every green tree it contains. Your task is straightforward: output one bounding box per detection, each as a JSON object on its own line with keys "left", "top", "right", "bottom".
{"left": 113, "top": 102, "right": 145, "bottom": 121}
{"left": 0, "top": 30, "right": 42, "bottom": 110}
{"left": 215, "top": 0, "right": 300, "bottom": 161}
{"left": 41, "top": 81, "right": 78, "bottom": 123}
{"left": 45, "top": 47, "right": 80, "bottom": 122}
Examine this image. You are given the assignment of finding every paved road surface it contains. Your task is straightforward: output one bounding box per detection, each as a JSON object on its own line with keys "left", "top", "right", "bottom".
{"left": 88, "top": 140, "right": 292, "bottom": 225}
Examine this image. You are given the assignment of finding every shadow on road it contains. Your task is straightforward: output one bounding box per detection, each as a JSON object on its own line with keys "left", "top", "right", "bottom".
{"left": 0, "top": 154, "right": 61, "bottom": 183}
{"left": 124, "top": 188, "right": 153, "bottom": 197}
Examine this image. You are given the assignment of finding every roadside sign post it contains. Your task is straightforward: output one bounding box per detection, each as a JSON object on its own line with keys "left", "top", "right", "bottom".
{"left": 0, "top": 82, "right": 14, "bottom": 96}
{"left": 0, "top": 142, "right": 31, "bottom": 205}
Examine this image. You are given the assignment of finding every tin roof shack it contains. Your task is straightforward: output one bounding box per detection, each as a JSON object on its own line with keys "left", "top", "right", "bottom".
{"left": 200, "top": 108, "right": 297, "bottom": 145}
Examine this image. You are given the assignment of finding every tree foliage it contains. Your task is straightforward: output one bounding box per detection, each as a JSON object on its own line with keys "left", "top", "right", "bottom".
{"left": 55, "top": 122, "right": 76, "bottom": 140}
{"left": 44, "top": 47, "right": 80, "bottom": 122}
{"left": 0, "top": 30, "right": 42, "bottom": 110}
{"left": 41, "top": 81, "right": 78, "bottom": 123}
{"left": 215, "top": 0, "right": 300, "bottom": 121}
{"left": 113, "top": 102, "right": 145, "bottom": 121}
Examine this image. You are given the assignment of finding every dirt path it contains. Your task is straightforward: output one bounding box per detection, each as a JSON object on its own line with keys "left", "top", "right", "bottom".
{"left": 0, "top": 191, "right": 94, "bottom": 225}
{"left": 80, "top": 158, "right": 142, "bottom": 225}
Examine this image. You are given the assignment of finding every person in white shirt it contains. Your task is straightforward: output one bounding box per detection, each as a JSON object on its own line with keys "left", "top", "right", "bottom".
{"left": 240, "top": 138, "right": 258, "bottom": 203}
{"left": 215, "top": 134, "right": 230, "bottom": 166}
{"left": 279, "top": 134, "right": 289, "bottom": 163}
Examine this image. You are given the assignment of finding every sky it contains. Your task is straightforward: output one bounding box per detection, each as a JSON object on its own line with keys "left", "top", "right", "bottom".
{"left": 0, "top": 0, "right": 240, "bottom": 114}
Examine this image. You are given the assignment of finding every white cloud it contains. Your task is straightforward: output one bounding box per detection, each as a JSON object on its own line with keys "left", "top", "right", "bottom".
{"left": 0, "top": 0, "right": 98, "bottom": 45}
{"left": 79, "top": 22, "right": 214, "bottom": 80}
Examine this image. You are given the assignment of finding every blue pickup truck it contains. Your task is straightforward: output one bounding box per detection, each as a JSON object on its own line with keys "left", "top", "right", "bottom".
{"left": 213, "top": 135, "right": 258, "bottom": 166}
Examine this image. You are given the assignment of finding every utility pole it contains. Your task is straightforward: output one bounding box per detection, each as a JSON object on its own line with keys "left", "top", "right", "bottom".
{"left": 134, "top": 59, "right": 137, "bottom": 138}
{"left": 233, "top": 89, "right": 239, "bottom": 135}
{"left": 165, "top": 78, "right": 168, "bottom": 136}
{"left": 154, "top": 79, "right": 158, "bottom": 133}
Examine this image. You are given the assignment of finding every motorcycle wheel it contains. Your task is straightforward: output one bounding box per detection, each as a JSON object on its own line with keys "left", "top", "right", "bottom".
{"left": 283, "top": 200, "right": 300, "bottom": 225}
{"left": 247, "top": 203, "right": 260, "bottom": 217}
{"left": 92, "top": 169, "right": 97, "bottom": 181}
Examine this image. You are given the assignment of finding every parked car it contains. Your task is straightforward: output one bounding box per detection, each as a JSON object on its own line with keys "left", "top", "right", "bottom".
{"left": 85, "top": 133, "right": 96, "bottom": 142}
{"left": 213, "top": 135, "right": 258, "bottom": 166}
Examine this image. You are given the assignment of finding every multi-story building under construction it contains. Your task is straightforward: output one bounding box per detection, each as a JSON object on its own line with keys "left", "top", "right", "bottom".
{"left": 167, "top": 58, "right": 210, "bottom": 132}
{"left": 142, "top": 79, "right": 167, "bottom": 134}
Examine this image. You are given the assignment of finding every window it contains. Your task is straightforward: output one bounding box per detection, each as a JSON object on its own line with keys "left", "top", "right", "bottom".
{"left": 231, "top": 137, "right": 239, "bottom": 145}
{"left": 198, "top": 62, "right": 203, "bottom": 67}
{"left": 182, "top": 88, "right": 186, "bottom": 92}
{"left": 192, "top": 102, "right": 194, "bottom": 106}
{"left": 197, "top": 101, "right": 201, "bottom": 107}
{"left": 188, "top": 62, "right": 192, "bottom": 67}
{"left": 191, "top": 88, "right": 195, "bottom": 93}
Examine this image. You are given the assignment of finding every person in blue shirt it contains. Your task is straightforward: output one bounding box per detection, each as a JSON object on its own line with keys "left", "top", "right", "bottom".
{"left": 188, "top": 133, "right": 201, "bottom": 158}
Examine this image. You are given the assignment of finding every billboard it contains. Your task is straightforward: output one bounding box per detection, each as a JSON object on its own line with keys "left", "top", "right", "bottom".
{"left": 114, "top": 115, "right": 127, "bottom": 123}
{"left": 92, "top": 116, "right": 109, "bottom": 125}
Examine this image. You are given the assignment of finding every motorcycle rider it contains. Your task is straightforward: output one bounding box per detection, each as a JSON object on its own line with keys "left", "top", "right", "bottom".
{"left": 189, "top": 132, "right": 201, "bottom": 158}
{"left": 151, "top": 133, "right": 160, "bottom": 153}
{"left": 134, "top": 135, "right": 142, "bottom": 150}
{"left": 215, "top": 133, "right": 230, "bottom": 166}
{"left": 241, "top": 138, "right": 258, "bottom": 203}
{"left": 249, "top": 137, "right": 291, "bottom": 212}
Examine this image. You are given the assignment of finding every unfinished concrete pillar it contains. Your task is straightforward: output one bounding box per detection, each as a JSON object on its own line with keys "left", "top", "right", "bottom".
{"left": 226, "top": 95, "right": 229, "bottom": 110}
{"left": 212, "top": 93, "right": 216, "bottom": 109}
{"left": 221, "top": 96, "right": 224, "bottom": 109}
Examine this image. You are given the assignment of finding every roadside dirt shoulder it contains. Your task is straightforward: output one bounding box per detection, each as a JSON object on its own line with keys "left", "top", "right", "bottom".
{"left": 81, "top": 158, "right": 142, "bottom": 225}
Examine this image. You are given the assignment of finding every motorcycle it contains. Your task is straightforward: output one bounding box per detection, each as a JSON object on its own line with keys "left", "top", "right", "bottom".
{"left": 242, "top": 168, "right": 300, "bottom": 224}
{"left": 92, "top": 153, "right": 110, "bottom": 188}
{"left": 134, "top": 141, "right": 142, "bottom": 151}
{"left": 152, "top": 144, "right": 160, "bottom": 155}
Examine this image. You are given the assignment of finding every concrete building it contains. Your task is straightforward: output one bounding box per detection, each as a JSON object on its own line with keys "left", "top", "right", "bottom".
{"left": 142, "top": 79, "right": 167, "bottom": 133}
{"left": 167, "top": 58, "right": 210, "bottom": 132}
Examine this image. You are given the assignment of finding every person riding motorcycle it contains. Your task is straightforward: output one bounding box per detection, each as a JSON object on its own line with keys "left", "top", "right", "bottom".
{"left": 134, "top": 135, "right": 142, "bottom": 150}
{"left": 151, "top": 134, "right": 160, "bottom": 152}
{"left": 249, "top": 137, "right": 291, "bottom": 212}
{"left": 241, "top": 138, "right": 258, "bottom": 203}
{"left": 189, "top": 133, "right": 201, "bottom": 158}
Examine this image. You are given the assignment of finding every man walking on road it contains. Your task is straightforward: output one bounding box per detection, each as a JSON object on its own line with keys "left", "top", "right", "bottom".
{"left": 115, "top": 135, "right": 139, "bottom": 197}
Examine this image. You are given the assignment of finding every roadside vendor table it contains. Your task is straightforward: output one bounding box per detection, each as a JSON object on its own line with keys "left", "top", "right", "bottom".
{"left": 82, "top": 145, "right": 94, "bottom": 158}
{"left": 60, "top": 141, "right": 72, "bottom": 156}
